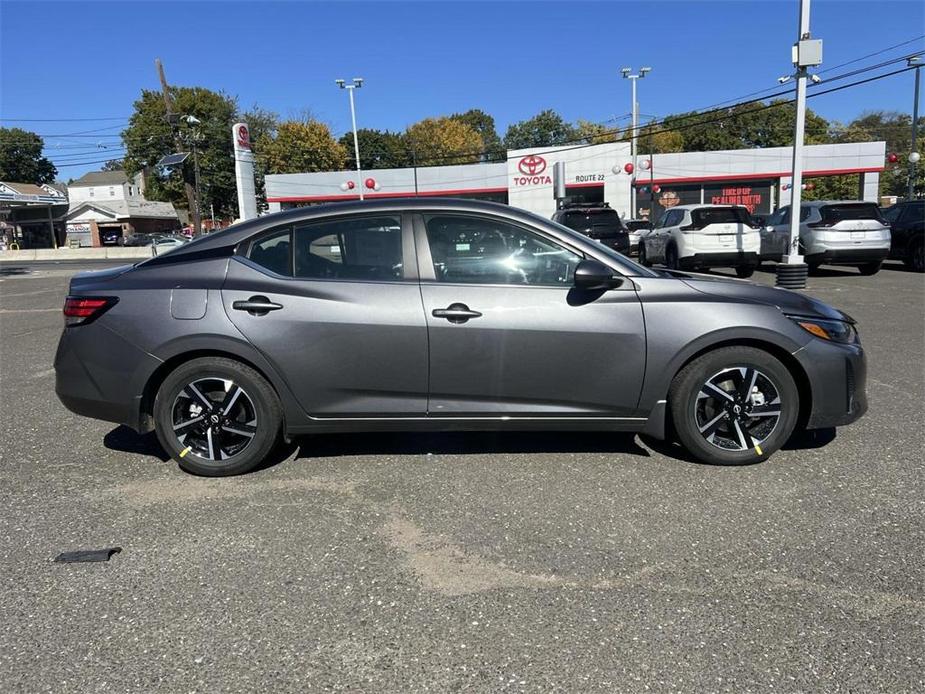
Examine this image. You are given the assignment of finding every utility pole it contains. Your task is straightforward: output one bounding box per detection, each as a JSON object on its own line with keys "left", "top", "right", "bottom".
{"left": 336, "top": 78, "right": 365, "bottom": 200}
{"left": 908, "top": 55, "right": 922, "bottom": 199}
{"left": 775, "top": 0, "right": 822, "bottom": 290}
{"left": 621, "top": 67, "right": 651, "bottom": 220}
{"left": 155, "top": 58, "right": 201, "bottom": 234}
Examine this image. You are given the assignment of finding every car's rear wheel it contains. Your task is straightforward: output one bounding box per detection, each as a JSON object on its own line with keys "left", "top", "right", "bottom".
{"left": 857, "top": 261, "right": 882, "bottom": 276}
{"left": 638, "top": 242, "right": 651, "bottom": 267}
{"left": 668, "top": 346, "right": 799, "bottom": 465}
{"left": 735, "top": 265, "right": 755, "bottom": 278}
{"left": 904, "top": 238, "right": 923, "bottom": 272}
{"left": 154, "top": 357, "right": 282, "bottom": 476}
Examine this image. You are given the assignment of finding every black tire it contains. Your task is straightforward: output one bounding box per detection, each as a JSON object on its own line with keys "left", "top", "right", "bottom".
{"left": 154, "top": 357, "right": 282, "bottom": 476}
{"left": 668, "top": 346, "right": 799, "bottom": 466}
{"left": 665, "top": 244, "right": 679, "bottom": 270}
{"left": 904, "top": 238, "right": 923, "bottom": 272}
{"left": 735, "top": 265, "right": 755, "bottom": 278}
{"left": 638, "top": 242, "right": 651, "bottom": 267}
{"left": 857, "top": 261, "right": 882, "bottom": 276}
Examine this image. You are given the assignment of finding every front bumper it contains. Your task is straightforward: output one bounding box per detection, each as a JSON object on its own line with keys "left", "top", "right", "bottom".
{"left": 794, "top": 337, "right": 868, "bottom": 429}
{"left": 679, "top": 251, "right": 759, "bottom": 270}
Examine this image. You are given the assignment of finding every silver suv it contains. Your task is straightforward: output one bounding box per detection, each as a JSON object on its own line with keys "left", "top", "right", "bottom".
{"left": 761, "top": 201, "right": 891, "bottom": 275}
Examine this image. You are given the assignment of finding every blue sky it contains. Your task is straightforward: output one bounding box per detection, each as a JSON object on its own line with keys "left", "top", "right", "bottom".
{"left": 1, "top": 0, "right": 922, "bottom": 179}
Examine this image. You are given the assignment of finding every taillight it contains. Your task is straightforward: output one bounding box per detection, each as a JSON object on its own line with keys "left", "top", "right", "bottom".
{"left": 63, "top": 296, "right": 117, "bottom": 326}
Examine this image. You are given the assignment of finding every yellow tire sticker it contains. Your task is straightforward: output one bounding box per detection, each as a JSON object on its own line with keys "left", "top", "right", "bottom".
{"left": 179, "top": 446, "right": 192, "bottom": 458}
{"left": 755, "top": 445, "right": 763, "bottom": 456}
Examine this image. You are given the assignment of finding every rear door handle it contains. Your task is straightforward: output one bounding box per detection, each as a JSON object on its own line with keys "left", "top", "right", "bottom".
{"left": 432, "top": 303, "right": 482, "bottom": 324}
{"left": 232, "top": 295, "right": 283, "bottom": 316}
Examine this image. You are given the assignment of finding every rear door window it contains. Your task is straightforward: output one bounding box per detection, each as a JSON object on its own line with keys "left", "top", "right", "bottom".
{"left": 692, "top": 207, "right": 750, "bottom": 226}
{"left": 293, "top": 215, "right": 403, "bottom": 281}
{"left": 820, "top": 204, "right": 882, "bottom": 223}
{"left": 248, "top": 228, "right": 292, "bottom": 276}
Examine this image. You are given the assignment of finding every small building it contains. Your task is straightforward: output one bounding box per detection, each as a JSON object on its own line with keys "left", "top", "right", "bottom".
{"left": 65, "top": 170, "right": 179, "bottom": 246}
{"left": 0, "top": 182, "right": 69, "bottom": 249}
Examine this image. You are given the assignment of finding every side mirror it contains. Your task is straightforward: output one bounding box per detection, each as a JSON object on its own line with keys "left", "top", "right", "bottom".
{"left": 574, "top": 259, "right": 623, "bottom": 291}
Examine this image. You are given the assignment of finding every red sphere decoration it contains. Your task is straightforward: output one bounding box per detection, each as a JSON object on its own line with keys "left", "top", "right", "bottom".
{"left": 887, "top": 152, "right": 899, "bottom": 163}
{"left": 365, "top": 177, "right": 376, "bottom": 189}
{"left": 346, "top": 180, "right": 355, "bottom": 189}
{"left": 624, "top": 163, "right": 634, "bottom": 174}
{"left": 652, "top": 185, "right": 661, "bottom": 194}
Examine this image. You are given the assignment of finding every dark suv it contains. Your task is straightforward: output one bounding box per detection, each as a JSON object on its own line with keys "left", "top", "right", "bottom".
{"left": 552, "top": 203, "right": 629, "bottom": 254}
{"left": 881, "top": 200, "right": 924, "bottom": 272}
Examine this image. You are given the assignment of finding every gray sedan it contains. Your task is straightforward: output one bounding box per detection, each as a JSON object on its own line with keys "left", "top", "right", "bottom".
{"left": 55, "top": 199, "right": 867, "bottom": 476}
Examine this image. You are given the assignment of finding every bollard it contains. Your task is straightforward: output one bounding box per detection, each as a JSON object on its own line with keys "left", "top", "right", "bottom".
{"left": 775, "top": 263, "right": 808, "bottom": 289}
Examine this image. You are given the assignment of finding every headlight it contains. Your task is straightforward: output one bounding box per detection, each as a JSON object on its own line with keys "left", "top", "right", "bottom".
{"left": 788, "top": 315, "right": 857, "bottom": 343}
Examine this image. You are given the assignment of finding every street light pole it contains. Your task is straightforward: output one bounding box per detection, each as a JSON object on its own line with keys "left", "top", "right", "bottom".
{"left": 908, "top": 55, "right": 922, "bottom": 199}
{"left": 336, "top": 78, "right": 365, "bottom": 201}
{"left": 776, "top": 0, "right": 822, "bottom": 290}
{"left": 621, "top": 67, "right": 651, "bottom": 219}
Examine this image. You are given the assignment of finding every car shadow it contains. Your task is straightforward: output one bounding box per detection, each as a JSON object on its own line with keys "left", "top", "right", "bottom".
{"left": 291, "top": 430, "right": 651, "bottom": 460}
{"left": 103, "top": 425, "right": 170, "bottom": 462}
{"left": 881, "top": 260, "right": 917, "bottom": 273}
{"left": 0, "top": 266, "right": 32, "bottom": 276}
{"left": 782, "top": 427, "right": 836, "bottom": 450}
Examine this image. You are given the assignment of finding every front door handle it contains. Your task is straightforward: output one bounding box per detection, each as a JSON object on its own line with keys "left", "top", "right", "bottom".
{"left": 232, "top": 295, "right": 283, "bottom": 316}
{"left": 432, "top": 303, "right": 482, "bottom": 324}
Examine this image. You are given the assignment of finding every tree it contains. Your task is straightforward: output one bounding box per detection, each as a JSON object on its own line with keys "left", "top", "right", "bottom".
{"left": 102, "top": 159, "right": 124, "bottom": 171}
{"left": 451, "top": 109, "right": 504, "bottom": 161}
{"left": 338, "top": 128, "right": 411, "bottom": 169}
{"left": 255, "top": 119, "right": 347, "bottom": 175}
{"left": 639, "top": 121, "right": 684, "bottom": 154}
{"left": 122, "top": 86, "right": 239, "bottom": 218}
{"left": 0, "top": 128, "right": 57, "bottom": 183}
{"left": 503, "top": 110, "right": 578, "bottom": 149}
{"left": 575, "top": 119, "right": 619, "bottom": 145}
{"left": 405, "top": 116, "right": 483, "bottom": 166}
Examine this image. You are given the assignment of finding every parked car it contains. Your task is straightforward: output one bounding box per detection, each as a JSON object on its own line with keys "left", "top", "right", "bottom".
{"left": 639, "top": 204, "right": 760, "bottom": 277}
{"left": 761, "top": 201, "right": 891, "bottom": 275}
{"left": 152, "top": 235, "right": 189, "bottom": 255}
{"left": 624, "top": 219, "right": 652, "bottom": 256}
{"left": 55, "top": 198, "right": 867, "bottom": 476}
{"left": 880, "top": 199, "right": 924, "bottom": 272}
{"left": 122, "top": 233, "right": 160, "bottom": 247}
{"left": 551, "top": 203, "right": 630, "bottom": 254}
{"left": 100, "top": 229, "right": 122, "bottom": 246}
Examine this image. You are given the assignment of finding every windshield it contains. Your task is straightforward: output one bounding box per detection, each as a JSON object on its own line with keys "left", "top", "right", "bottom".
{"left": 821, "top": 203, "right": 883, "bottom": 223}
{"left": 693, "top": 207, "right": 751, "bottom": 226}
{"left": 524, "top": 210, "right": 658, "bottom": 277}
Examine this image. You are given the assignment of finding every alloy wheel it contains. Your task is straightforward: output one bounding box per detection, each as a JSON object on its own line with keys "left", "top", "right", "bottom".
{"left": 693, "top": 367, "right": 782, "bottom": 452}
{"left": 170, "top": 378, "right": 258, "bottom": 461}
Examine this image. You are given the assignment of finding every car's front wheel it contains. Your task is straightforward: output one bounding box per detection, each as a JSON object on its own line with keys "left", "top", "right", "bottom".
{"left": 668, "top": 347, "right": 799, "bottom": 465}
{"left": 665, "top": 244, "right": 680, "bottom": 270}
{"left": 735, "top": 265, "right": 755, "bottom": 278}
{"left": 154, "top": 357, "right": 282, "bottom": 476}
{"left": 638, "top": 242, "right": 651, "bottom": 267}
{"left": 905, "top": 238, "right": 924, "bottom": 272}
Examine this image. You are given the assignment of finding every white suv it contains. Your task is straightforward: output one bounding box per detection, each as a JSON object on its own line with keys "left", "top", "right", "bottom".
{"left": 639, "top": 204, "right": 761, "bottom": 277}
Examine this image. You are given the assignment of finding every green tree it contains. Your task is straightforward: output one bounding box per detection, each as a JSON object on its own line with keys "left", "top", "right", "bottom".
{"left": 575, "top": 119, "right": 619, "bottom": 145}
{"left": 255, "top": 119, "right": 347, "bottom": 174}
{"left": 405, "top": 116, "right": 483, "bottom": 166}
{"left": 503, "top": 110, "right": 578, "bottom": 149}
{"left": 451, "top": 109, "right": 504, "bottom": 161}
{"left": 338, "top": 129, "right": 411, "bottom": 169}
{"left": 101, "top": 159, "right": 124, "bottom": 172}
{"left": 639, "top": 121, "right": 684, "bottom": 154}
{"left": 0, "top": 128, "right": 57, "bottom": 183}
{"left": 122, "top": 86, "right": 239, "bottom": 218}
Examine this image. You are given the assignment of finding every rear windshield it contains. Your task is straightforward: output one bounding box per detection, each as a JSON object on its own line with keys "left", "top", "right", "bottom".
{"left": 821, "top": 204, "right": 882, "bottom": 223}
{"left": 625, "top": 220, "right": 652, "bottom": 231}
{"left": 692, "top": 207, "right": 751, "bottom": 226}
{"left": 563, "top": 209, "right": 625, "bottom": 235}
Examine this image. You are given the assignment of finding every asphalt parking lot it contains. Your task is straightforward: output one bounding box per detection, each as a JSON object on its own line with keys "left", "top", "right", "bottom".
{"left": 1, "top": 259, "right": 923, "bottom": 692}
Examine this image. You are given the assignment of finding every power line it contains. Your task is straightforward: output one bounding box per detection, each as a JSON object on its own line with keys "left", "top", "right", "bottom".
{"left": 0, "top": 116, "right": 129, "bottom": 122}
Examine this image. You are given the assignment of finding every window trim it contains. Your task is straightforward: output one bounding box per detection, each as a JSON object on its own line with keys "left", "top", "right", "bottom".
{"left": 412, "top": 211, "right": 588, "bottom": 288}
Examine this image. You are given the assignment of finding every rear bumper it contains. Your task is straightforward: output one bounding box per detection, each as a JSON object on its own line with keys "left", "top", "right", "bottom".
{"left": 679, "top": 251, "right": 759, "bottom": 269}
{"left": 601, "top": 237, "right": 630, "bottom": 254}
{"left": 54, "top": 323, "right": 161, "bottom": 431}
{"left": 794, "top": 338, "right": 868, "bottom": 429}
{"left": 805, "top": 247, "right": 889, "bottom": 266}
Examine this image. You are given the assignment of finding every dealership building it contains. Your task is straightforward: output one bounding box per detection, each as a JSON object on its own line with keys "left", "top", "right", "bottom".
{"left": 265, "top": 140, "right": 886, "bottom": 221}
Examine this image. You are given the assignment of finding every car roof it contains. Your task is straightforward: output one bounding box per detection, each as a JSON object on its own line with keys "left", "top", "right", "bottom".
{"left": 665, "top": 204, "right": 748, "bottom": 211}
{"left": 799, "top": 200, "right": 879, "bottom": 207}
